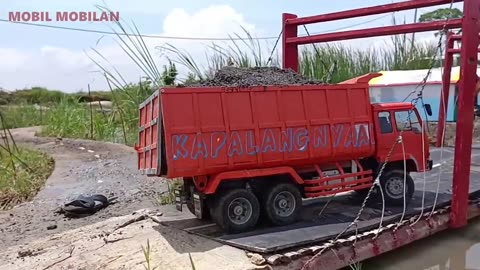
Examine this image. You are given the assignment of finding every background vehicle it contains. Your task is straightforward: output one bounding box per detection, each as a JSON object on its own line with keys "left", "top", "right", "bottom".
{"left": 136, "top": 72, "right": 433, "bottom": 233}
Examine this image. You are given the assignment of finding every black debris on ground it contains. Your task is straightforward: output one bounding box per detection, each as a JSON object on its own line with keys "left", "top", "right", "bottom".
{"left": 188, "top": 66, "right": 324, "bottom": 87}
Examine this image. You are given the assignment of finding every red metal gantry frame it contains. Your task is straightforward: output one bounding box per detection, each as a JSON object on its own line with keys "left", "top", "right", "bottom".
{"left": 282, "top": 0, "right": 480, "bottom": 229}
{"left": 436, "top": 31, "right": 480, "bottom": 148}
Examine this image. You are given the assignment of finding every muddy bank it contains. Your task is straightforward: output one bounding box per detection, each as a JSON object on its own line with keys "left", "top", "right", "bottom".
{"left": 0, "top": 127, "right": 169, "bottom": 248}
{"left": 427, "top": 120, "right": 480, "bottom": 146}
{"left": 189, "top": 66, "right": 324, "bottom": 87}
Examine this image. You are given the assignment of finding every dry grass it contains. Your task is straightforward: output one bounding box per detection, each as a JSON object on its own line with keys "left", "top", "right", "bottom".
{"left": 155, "top": 179, "right": 183, "bottom": 205}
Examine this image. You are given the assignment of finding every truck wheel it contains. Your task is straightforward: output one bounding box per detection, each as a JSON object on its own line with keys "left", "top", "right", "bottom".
{"left": 211, "top": 188, "right": 260, "bottom": 233}
{"left": 380, "top": 170, "right": 414, "bottom": 207}
{"left": 263, "top": 183, "right": 302, "bottom": 226}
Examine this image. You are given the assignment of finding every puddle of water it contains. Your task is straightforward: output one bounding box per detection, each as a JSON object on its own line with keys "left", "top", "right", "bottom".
{"left": 362, "top": 218, "right": 480, "bottom": 270}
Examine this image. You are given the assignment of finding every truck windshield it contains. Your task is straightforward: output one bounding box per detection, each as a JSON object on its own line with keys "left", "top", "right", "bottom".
{"left": 395, "top": 110, "right": 422, "bottom": 133}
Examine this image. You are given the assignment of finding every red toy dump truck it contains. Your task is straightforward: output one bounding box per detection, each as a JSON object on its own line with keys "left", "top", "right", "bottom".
{"left": 136, "top": 70, "right": 433, "bottom": 233}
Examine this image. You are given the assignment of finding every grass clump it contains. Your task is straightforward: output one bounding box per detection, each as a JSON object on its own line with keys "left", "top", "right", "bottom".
{"left": 156, "top": 179, "right": 182, "bottom": 205}
{"left": 0, "top": 129, "right": 54, "bottom": 210}
{"left": 0, "top": 105, "right": 47, "bottom": 129}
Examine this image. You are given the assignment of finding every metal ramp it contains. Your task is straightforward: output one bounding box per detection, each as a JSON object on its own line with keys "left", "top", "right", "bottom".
{"left": 159, "top": 148, "right": 480, "bottom": 254}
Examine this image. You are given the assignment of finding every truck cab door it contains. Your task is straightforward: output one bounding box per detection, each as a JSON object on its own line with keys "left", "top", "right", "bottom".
{"left": 392, "top": 110, "right": 429, "bottom": 171}
{"left": 375, "top": 111, "right": 397, "bottom": 160}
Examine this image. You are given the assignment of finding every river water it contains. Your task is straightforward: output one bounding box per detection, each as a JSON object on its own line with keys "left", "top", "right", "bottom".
{"left": 363, "top": 218, "right": 480, "bottom": 270}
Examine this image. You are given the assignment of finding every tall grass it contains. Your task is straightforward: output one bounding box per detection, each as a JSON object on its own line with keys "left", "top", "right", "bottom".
{"left": 0, "top": 114, "right": 54, "bottom": 209}
{"left": 40, "top": 83, "right": 154, "bottom": 145}
{"left": 299, "top": 38, "right": 439, "bottom": 84}
{"left": 0, "top": 105, "right": 47, "bottom": 129}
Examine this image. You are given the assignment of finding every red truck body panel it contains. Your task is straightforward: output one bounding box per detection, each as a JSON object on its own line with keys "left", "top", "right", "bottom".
{"left": 137, "top": 83, "right": 379, "bottom": 178}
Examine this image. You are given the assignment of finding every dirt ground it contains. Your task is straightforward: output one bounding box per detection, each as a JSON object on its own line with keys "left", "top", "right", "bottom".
{"left": 1, "top": 120, "right": 478, "bottom": 270}
{"left": 0, "top": 210, "right": 254, "bottom": 270}
{"left": 428, "top": 120, "right": 480, "bottom": 147}
{"left": 0, "top": 127, "right": 170, "bottom": 248}
{"left": 0, "top": 127, "right": 255, "bottom": 270}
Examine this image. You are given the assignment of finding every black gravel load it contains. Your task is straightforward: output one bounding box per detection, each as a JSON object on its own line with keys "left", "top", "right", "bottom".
{"left": 189, "top": 66, "right": 324, "bottom": 87}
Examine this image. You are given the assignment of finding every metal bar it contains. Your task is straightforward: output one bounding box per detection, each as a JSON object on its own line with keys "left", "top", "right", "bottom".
{"left": 282, "top": 13, "right": 299, "bottom": 71}
{"left": 305, "top": 171, "right": 372, "bottom": 185}
{"left": 286, "top": 19, "right": 463, "bottom": 45}
{"left": 285, "top": 0, "right": 462, "bottom": 26}
{"left": 304, "top": 177, "right": 373, "bottom": 192}
{"left": 436, "top": 31, "right": 455, "bottom": 147}
{"left": 450, "top": 0, "right": 480, "bottom": 228}
{"left": 305, "top": 183, "right": 373, "bottom": 198}
{"left": 301, "top": 203, "right": 480, "bottom": 270}
{"left": 446, "top": 47, "right": 480, "bottom": 54}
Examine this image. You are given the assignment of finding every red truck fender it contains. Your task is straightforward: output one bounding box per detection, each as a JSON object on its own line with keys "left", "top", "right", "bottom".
{"left": 202, "top": 166, "right": 305, "bottom": 194}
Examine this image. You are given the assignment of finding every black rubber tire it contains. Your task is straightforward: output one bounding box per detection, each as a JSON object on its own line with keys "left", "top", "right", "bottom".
{"left": 379, "top": 170, "right": 415, "bottom": 207}
{"left": 262, "top": 183, "right": 302, "bottom": 226}
{"left": 211, "top": 189, "right": 260, "bottom": 233}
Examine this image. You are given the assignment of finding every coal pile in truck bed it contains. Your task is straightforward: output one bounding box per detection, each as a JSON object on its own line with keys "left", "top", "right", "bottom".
{"left": 192, "top": 66, "right": 324, "bottom": 87}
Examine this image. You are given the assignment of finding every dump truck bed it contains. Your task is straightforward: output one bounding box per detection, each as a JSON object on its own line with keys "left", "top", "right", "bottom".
{"left": 138, "top": 84, "right": 376, "bottom": 178}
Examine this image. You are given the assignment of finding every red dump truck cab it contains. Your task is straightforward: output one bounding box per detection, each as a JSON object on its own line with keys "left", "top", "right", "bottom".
{"left": 136, "top": 73, "right": 432, "bottom": 233}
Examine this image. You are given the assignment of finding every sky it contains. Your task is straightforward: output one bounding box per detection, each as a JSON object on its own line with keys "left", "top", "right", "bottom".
{"left": 0, "top": 0, "right": 464, "bottom": 92}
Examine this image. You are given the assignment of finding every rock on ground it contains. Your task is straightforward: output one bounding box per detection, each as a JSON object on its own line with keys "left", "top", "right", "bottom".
{"left": 189, "top": 66, "right": 324, "bottom": 87}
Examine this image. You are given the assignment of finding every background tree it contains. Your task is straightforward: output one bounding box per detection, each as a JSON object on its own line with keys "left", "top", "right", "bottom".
{"left": 419, "top": 8, "right": 463, "bottom": 35}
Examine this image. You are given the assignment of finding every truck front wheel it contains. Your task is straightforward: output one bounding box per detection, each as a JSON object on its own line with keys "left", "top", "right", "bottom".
{"left": 211, "top": 188, "right": 260, "bottom": 233}
{"left": 263, "top": 183, "right": 302, "bottom": 226}
{"left": 380, "top": 170, "right": 415, "bottom": 207}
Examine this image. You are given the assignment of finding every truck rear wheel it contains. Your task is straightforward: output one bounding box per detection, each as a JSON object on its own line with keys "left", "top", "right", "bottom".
{"left": 262, "top": 183, "right": 302, "bottom": 226}
{"left": 380, "top": 170, "right": 414, "bottom": 207}
{"left": 211, "top": 188, "right": 260, "bottom": 233}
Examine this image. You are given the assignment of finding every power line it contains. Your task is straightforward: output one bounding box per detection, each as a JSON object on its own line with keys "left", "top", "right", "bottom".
{"left": 0, "top": 13, "right": 392, "bottom": 41}
{"left": 0, "top": 18, "right": 271, "bottom": 41}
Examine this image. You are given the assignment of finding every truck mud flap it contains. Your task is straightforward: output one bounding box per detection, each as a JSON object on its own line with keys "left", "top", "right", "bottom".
{"left": 193, "top": 193, "right": 204, "bottom": 219}
{"left": 174, "top": 188, "right": 184, "bottom": 212}
{"left": 428, "top": 160, "right": 433, "bottom": 170}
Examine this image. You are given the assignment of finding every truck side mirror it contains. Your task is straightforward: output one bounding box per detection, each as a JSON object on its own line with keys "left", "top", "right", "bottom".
{"left": 424, "top": 104, "right": 433, "bottom": 116}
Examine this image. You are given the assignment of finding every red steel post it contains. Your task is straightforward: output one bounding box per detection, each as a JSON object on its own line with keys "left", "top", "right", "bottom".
{"left": 436, "top": 31, "right": 455, "bottom": 147}
{"left": 286, "top": 0, "right": 462, "bottom": 26}
{"left": 282, "top": 13, "right": 298, "bottom": 72}
{"left": 450, "top": 0, "right": 480, "bottom": 228}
